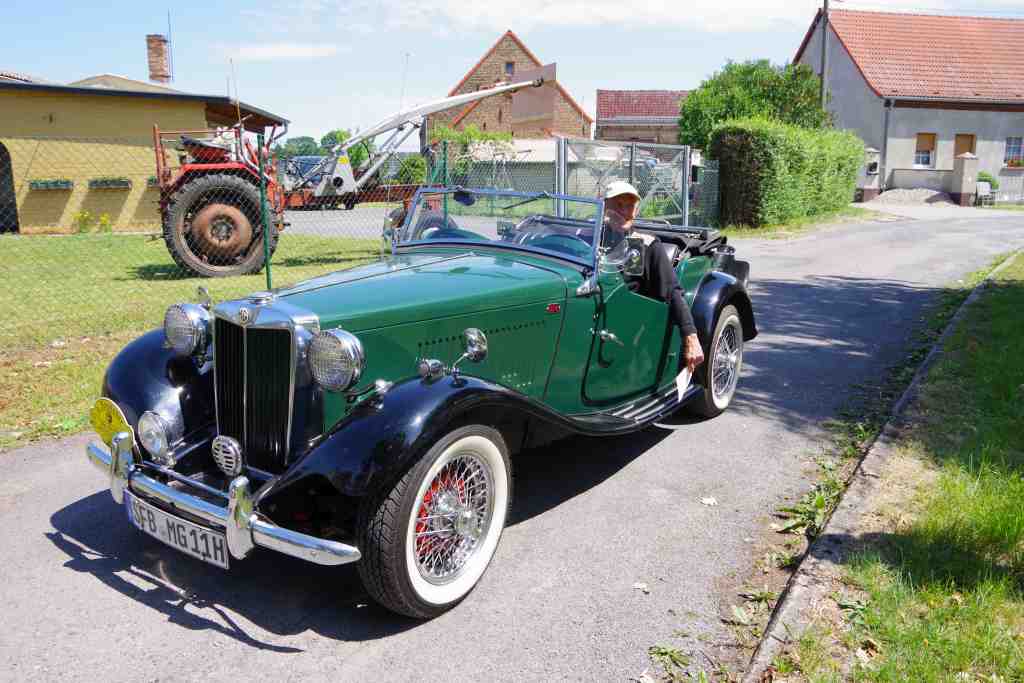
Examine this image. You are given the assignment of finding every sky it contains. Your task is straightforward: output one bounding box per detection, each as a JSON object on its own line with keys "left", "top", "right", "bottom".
{"left": 2, "top": 0, "right": 1022, "bottom": 148}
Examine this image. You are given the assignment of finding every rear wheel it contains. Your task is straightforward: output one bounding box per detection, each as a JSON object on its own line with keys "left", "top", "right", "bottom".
{"left": 357, "top": 425, "right": 511, "bottom": 619}
{"left": 162, "top": 173, "right": 278, "bottom": 278}
{"left": 689, "top": 304, "right": 744, "bottom": 417}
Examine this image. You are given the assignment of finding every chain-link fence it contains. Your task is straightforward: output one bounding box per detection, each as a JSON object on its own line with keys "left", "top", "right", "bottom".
{"left": 0, "top": 130, "right": 716, "bottom": 446}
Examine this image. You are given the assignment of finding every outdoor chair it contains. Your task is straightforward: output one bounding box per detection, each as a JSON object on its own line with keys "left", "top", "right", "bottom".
{"left": 976, "top": 181, "right": 995, "bottom": 206}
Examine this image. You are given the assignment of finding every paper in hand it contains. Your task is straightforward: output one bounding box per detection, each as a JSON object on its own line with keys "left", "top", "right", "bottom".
{"left": 675, "top": 367, "right": 692, "bottom": 402}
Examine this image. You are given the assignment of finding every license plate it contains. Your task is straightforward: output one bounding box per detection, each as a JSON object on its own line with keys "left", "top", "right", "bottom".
{"left": 126, "top": 492, "right": 229, "bottom": 569}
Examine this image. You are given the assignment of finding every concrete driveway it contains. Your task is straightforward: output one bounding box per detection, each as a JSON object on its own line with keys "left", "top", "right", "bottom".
{"left": 862, "top": 200, "right": 1023, "bottom": 221}
{"left": 2, "top": 212, "right": 1023, "bottom": 681}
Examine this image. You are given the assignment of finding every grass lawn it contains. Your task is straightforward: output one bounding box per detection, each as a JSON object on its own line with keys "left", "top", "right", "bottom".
{"left": 720, "top": 206, "right": 883, "bottom": 239}
{"left": 792, "top": 254, "right": 1024, "bottom": 681}
{"left": 984, "top": 203, "right": 1024, "bottom": 211}
{"left": 0, "top": 233, "right": 378, "bottom": 449}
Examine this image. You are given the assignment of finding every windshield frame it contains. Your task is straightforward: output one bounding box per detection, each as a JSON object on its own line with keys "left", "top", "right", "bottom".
{"left": 393, "top": 187, "right": 605, "bottom": 269}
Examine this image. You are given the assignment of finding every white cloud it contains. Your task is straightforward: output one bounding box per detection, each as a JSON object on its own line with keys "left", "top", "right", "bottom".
{"left": 224, "top": 43, "right": 342, "bottom": 61}
{"left": 247, "top": 0, "right": 1024, "bottom": 36}
{"left": 331, "top": 0, "right": 1022, "bottom": 34}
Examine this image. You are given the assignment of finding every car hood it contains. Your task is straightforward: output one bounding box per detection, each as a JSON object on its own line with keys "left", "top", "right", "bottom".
{"left": 277, "top": 250, "right": 568, "bottom": 332}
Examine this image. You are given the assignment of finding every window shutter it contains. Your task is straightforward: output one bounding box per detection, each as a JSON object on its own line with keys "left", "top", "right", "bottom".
{"left": 916, "top": 134, "right": 936, "bottom": 152}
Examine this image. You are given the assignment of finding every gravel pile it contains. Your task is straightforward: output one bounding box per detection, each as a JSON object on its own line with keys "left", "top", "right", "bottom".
{"left": 869, "top": 188, "right": 957, "bottom": 205}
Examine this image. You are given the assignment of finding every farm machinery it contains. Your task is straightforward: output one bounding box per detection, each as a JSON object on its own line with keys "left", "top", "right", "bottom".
{"left": 152, "top": 77, "right": 545, "bottom": 277}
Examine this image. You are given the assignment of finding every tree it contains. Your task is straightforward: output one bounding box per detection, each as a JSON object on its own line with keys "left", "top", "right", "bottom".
{"left": 679, "top": 60, "right": 831, "bottom": 151}
{"left": 320, "top": 129, "right": 374, "bottom": 169}
{"left": 429, "top": 124, "right": 513, "bottom": 180}
{"left": 272, "top": 136, "right": 319, "bottom": 160}
{"left": 394, "top": 154, "right": 427, "bottom": 184}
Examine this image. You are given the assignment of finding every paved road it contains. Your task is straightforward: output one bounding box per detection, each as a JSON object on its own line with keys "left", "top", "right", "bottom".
{"left": 3, "top": 213, "right": 1023, "bottom": 681}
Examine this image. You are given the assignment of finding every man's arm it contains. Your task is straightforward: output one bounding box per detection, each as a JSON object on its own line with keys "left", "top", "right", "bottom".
{"left": 646, "top": 241, "right": 704, "bottom": 372}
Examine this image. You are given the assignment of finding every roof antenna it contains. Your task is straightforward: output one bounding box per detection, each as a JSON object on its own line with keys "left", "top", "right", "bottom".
{"left": 166, "top": 10, "right": 174, "bottom": 82}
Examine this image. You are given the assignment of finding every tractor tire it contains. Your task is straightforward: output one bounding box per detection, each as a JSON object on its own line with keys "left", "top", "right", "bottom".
{"left": 162, "top": 173, "right": 278, "bottom": 278}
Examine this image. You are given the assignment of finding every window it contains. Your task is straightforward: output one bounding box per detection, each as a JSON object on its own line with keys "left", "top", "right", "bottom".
{"left": 505, "top": 62, "right": 514, "bottom": 78}
{"left": 1005, "top": 137, "right": 1023, "bottom": 166}
{"left": 954, "top": 134, "right": 975, "bottom": 157}
{"left": 914, "top": 133, "right": 936, "bottom": 167}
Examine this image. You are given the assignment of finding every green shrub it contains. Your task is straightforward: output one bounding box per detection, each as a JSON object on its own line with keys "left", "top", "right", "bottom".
{"left": 710, "top": 117, "right": 863, "bottom": 227}
{"left": 977, "top": 170, "right": 999, "bottom": 191}
{"left": 394, "top": 154, "right": 427, "bottom": 184}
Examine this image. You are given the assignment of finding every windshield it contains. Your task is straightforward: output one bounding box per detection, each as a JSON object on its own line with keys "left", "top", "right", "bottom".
{"left": 397, "top": 189, "right": 602, "bottom": 265}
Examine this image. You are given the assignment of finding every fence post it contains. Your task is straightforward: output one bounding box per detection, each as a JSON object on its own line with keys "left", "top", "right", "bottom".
{"left": 554, "top": 136, "right": 566, "bottom": 217}
{"left": 628, "top": 142, "right": 636, "bottom": 186}
{"left": 257, "top": 132, "right": 273, "bottom": 290}
{"left": 681, "top": 145, "right": 691, "bottom": 227}
{"left": 442, "top": 140, "right": 449, "bottom": 215}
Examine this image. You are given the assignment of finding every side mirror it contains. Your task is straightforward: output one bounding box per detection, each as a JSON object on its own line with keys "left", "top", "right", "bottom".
{"left": 462, "top": 328, "right": 488, "bottom": 362}
{"left": 450, "top": 328, "right": 488, "bottom": 379}
{"left": 623, "top": 245, "right": 644, "bottom": 277}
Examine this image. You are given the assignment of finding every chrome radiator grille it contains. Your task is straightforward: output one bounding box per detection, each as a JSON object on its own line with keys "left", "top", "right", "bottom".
{"left": 214, "top": 317, "right": 293, "bottom": 472}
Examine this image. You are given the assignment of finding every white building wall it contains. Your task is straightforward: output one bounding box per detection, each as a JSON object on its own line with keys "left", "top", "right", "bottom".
{"left": 798, "top": 23, "right": 885, "bottom": 150}
{"left": 886, "top": 106, "right": 1024, "bottom": 198}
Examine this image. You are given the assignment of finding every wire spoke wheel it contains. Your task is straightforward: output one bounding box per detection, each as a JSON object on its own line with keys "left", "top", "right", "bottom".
{"left": 413, "top": 451, "right": 495, "bottom": 585}
{"left": 690, "top": 304, "right": 744, "bottom": 417}
{"left": 711, "top": 322, "right": 741, "bottom": 402}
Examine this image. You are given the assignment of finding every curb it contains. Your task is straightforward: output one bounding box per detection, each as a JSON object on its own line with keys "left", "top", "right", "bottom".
{"left": 742, "top": 250, "right": 1021, "bottom": 682}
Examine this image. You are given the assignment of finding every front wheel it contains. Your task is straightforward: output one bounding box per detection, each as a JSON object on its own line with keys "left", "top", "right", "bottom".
{"left": 356, "top": 425, "right": 511, "bottom": 619}
{"left": 689, "top": 304, "right": 744, "bottom": 418}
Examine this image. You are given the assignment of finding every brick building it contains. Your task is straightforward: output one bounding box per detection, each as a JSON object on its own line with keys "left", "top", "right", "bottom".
{"left": 595, "top": 90, "right": 688, "bottom": 144}
{"left": 425, "top": 31, "right": 592, "bottom": 140}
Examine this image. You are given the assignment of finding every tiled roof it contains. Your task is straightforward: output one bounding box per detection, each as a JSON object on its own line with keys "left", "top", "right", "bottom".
{"left": 596, "top": 90, "right": 688, "bottom": 120}
{"left": 0, "top": 70, "right": 50, "bottom": 84}
{"left": 795, "top": 9, "right": 1024, "bottom": 102}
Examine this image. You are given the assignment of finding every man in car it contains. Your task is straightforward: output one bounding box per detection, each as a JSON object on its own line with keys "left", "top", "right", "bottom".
{"left": 602, "top": 181, "right": 704, "bottom": 373}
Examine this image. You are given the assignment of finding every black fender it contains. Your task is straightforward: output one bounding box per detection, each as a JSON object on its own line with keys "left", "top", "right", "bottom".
{"left": 101, "top": 329, "right": 215, "bottom": 443}
{"left": 690, "top": 269, "right": 758, "bottom": 349}
{"left": 261, "top": 374, "right": 582, "bottom": 503}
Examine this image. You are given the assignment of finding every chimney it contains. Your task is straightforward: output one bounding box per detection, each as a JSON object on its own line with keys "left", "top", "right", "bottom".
{"left": 146, "top": 34, "right": 170, "bottom": 84}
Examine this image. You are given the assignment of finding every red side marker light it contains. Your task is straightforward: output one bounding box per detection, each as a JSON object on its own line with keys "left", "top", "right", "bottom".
{"left": 546, "top": 303, "right": 561, "bottom": 314}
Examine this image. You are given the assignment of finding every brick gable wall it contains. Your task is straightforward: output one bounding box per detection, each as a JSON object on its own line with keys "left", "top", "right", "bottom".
{"left": 426, "top": 33, "right": 591, "bottom": 141}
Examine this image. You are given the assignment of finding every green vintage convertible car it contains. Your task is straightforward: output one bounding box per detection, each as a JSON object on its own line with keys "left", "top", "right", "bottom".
{"left": 85, "top": 187, "right": 756, "bottom": 618}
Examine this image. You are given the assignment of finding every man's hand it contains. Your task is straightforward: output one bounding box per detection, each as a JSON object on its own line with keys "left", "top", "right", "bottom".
{"left": 684, "top": 333, "right": 704, "bottom": 373}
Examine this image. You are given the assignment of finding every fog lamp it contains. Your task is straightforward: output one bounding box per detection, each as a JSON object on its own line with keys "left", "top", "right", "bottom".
{"left": 138, "top": 411, "right": 171, "bottom": 463}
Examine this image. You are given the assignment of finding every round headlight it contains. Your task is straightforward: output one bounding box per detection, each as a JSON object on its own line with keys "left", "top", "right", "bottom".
{"left": 164, "top": 303, "right": 210, "bottom": 356}
{"left": 309, "top": 329, "right": 365, "bottom": 392}
{"left": 138, "top": 411, "right": 170, "bottom": 463}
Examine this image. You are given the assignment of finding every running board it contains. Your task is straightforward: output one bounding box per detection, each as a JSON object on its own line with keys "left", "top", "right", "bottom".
{"left": 608, "top": 383, "right": 703, "bottom": 423}
{"left": 566, "top": 383, "right": 704, "bottom": 434}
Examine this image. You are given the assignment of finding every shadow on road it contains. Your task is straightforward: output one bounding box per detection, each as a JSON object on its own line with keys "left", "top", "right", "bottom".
{"left": 728, "top": 275, "right": 947, "bottom": 435}
{"left": 46, "top": 427, "right": 674, "bottom": 649}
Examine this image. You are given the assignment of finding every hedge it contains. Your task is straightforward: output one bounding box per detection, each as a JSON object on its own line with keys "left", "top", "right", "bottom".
{"left": 710, "top": 117, "right": 863, "bottom": 227}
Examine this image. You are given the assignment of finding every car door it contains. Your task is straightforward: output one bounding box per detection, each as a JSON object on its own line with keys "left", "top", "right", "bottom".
{"left": 582, "top": 264, "right": 678, "bottom": 406}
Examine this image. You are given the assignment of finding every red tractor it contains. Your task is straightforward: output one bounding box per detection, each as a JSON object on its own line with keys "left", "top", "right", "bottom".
{"left": 153, "top": 77, "right": 545, "bottom": 278}
{"left": 153, "top": 123, "right": 286, "bottom": 278}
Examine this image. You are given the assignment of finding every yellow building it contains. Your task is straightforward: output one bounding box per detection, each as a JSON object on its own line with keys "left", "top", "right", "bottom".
{"left": 0, "top": 74, "right": 286, "bottom": 234}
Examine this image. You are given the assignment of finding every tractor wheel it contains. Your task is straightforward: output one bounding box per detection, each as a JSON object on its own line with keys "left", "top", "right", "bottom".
{"left": 162, "top": 173, "right": 278, "bottom": 278}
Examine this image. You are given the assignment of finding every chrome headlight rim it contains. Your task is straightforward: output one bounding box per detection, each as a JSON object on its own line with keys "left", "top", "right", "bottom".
{"left": 309, "top": 329, "right": 365, "bottom": 393}
{"left": 163, "top": 303, "right": 211, "bottom": 357}
{"left": 138, "top": 410, "right": 171, "bottom": 464}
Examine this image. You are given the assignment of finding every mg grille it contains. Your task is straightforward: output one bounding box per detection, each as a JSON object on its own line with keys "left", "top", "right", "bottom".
{"left": 214, "top": 317, "right": 293, "bottom": 472}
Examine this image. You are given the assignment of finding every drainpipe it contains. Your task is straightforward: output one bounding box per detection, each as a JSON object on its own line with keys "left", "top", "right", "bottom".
{"left": 819, "top": 0, "right": 830, "bottom": 107}
{"left": 880, "top": 99, "right": 894, "bottom": 191}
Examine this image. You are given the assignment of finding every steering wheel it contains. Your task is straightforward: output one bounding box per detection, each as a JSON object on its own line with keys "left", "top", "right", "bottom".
{"left": 527, "top": 233, "right": 591, "bottom": 259}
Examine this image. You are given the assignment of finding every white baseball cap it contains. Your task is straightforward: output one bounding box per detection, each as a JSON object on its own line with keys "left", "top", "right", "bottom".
{"left": 603, "top": 181, "right": 641, "bottom": 200}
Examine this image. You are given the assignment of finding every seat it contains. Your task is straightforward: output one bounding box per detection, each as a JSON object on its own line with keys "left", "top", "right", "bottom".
{"left": 976, "top": 181, "right": 995, "bottom": 206}
{"left": 660, "top": 241, "right": 681, "bottom": 266}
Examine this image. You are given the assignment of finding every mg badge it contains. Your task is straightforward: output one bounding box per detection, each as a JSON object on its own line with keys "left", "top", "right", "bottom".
{"left": 211, "top": 435, "right": 243, "bottom": 477}
{"left": 238, "top": 307, "right": 252, "bottom": 325}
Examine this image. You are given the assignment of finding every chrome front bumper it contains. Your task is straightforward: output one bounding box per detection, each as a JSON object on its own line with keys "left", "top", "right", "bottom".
{"left": 86, "top": 432, "right": 361, "bottom": 567}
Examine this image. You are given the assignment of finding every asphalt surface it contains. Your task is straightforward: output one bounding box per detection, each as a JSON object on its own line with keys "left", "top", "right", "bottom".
{"left": 3, "top": 212, "right": 1023, "bottom": 681}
